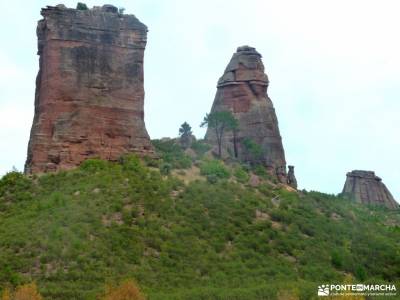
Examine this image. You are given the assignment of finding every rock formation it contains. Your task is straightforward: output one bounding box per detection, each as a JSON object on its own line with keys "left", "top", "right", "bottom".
{"left": 25, "top": 4, "right": 153, "bottom": 173}
{"left": 341, "top": 170, "right": 398, "bottom": 209}
{"left": 205, "top": 46, "right": 288, "bottom": 181}
{"left": 287, "top": 165, "right": 297, "bottom": 189}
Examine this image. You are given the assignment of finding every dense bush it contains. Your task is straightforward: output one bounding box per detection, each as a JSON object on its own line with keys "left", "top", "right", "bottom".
{"left": 101, "top": 279, "right": 145, "bottom": 300}
{"left": 199, "top": 159, "right": 230, "bottom": 180}
{"left": 76, "top": 2, "right": 88, "bottom": 10}
{"left": 152, "top": 139, "right": 192, "bottom": 169}
{"left": 242, "top": 138, "right": 263, "bottom": 161}
{"left": 0, "top": 171, "right": 32, "bottom": 205}
{"left": 0, "top": 154, "right": 398, "bottom": 299}
{"left": 191, "top": 140, "right": 211, "bottom": 157}
{"left": 0, "top": 172, "right": 31, "bottom": 197}
{"left": 1, "top": 283, "right": 43, "bottom": 300}
{"left": 160, "top": 163, "right": 172, "bottom": 175}
{"left": 80, "top": 158, "right": 110, "bottom": 172}
{"left": 119, "top": 154, "right": 145, "bottom": 173}
{"left": 234, "top": 166, "right": 249, "bottom": 183}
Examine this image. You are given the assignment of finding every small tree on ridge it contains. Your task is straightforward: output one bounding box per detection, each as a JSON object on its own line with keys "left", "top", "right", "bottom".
{"left": 201, "top": 111, "right": 238, "bottom": 158}
{"left": 179, "top": 122, "right": 193, "bottom": 149}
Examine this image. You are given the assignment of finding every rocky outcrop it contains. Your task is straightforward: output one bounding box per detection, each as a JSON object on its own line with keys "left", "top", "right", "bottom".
{"left": 341, "top": 170, "right": 398, "bottom": 209}
{"left": 25, "top": 5, "right": 153, "bottom": 173}
{"left": 205, "top": 46, "right": 287, "bottom": 181}
{"left": 287, "top": 165, "right": 297, "bottom": 189}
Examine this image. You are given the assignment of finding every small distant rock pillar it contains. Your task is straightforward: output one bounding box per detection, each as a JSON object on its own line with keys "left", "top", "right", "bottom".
{"left": 205, "top": 46, "right": 287, "bottom": 181}
{"left": 287, "top": 165, "right": 297, "bottom": 189}
{"left": 341, "top": 170, "right": 398, "bottom": 209}
{"left": 25, "top": 5, "right": 153, "bottom": 173}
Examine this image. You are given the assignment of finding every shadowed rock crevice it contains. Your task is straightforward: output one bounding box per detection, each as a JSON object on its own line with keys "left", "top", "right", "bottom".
{"left": 25, "top": 4, "right": 153, "bottom": 173}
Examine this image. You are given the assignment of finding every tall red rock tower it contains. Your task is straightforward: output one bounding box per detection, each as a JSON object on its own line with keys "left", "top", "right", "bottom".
{"left": 205, "top": 46, "right": 289, "bottom": 182}
{"left": 25, "top": 4, "right": 153, "bottom": 173}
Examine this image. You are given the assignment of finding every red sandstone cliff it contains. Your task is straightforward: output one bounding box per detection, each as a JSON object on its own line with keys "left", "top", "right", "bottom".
{"left": 25, "top": 4, "right": 153, "bottom": 174}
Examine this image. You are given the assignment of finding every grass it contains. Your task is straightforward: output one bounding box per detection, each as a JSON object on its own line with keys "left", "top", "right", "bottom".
{"left": 0, "top": 140, "right": 399, "bottom": 299}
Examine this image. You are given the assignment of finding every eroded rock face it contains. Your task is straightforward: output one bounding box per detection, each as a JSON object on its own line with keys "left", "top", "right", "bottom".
{"left": 341, "top": 170, "right": 398, "bottom": 209}
{"left": 25, "top": 5, "right": 153, "bottom": 173}
{"left": 205, "top": 46, "right": 287, "bottom": 180}
{"left": 287, "top": 165, "right": 297, "bottom": 189}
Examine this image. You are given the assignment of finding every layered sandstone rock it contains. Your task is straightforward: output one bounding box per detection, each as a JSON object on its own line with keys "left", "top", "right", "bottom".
{"left": 205, "top": 46, "right": 287, "bottom": 181}
{"left": 25, "top": 4, "right": 153, "bottom": 173}
{"left": 287, "top": 165, "right": 297, "bottom": 189}
{"left": 341, "top": 170, "right": 398, "bottom": 209}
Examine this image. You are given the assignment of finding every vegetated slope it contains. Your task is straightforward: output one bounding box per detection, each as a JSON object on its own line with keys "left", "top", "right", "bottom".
{"left": 0, "top": 140, "right": 399, "bottom": 299}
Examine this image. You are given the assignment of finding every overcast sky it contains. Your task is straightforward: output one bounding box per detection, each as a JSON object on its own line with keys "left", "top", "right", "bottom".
{"left": 0, "top": 0, "right": 399, "bottom": 201}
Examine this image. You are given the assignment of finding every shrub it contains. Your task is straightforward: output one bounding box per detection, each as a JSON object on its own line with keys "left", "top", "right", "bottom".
{"left": 191, "top": 140, "right": 211, "bottom": 156}
{"left": 101, "top": 279, "right": 145, "bottom": 300}
{"left": 253, "top": 165, "right": 267, "bottom": 177}
{"left": 1, "top": 288, "right": 10, "bottom": 300}
{"left": 199, "top": 160, "right": 230, "bottom": 180}
{"left": 174, "top": 156, "right": 192, "bottom": 169}
{"left": 120, "top": 155, "right": 145, "bottom": 173}
{"left": 331, "top": 250, "right": 343, "bottom": 268}
{"left": 160, "top": 163, "right": 172, "bottom": 175}
{"left": 80, "top": 159, "right": 109, "bottom": 172}
{"left": 76, "top": 2, "right": 88, "bottom": 10}
{"left": 206, "top": 174, "right": 218, "bottom": 184}
{"left": 143, "top": 156, "right": 160, "bottom": 168}
{"left": 242, "top": 138, "right": 263, "bottom": 161}
{"left": 152, "top": 139, "right": 192, "bottom": 169}
{"left": 14, "top": 284, "right": 43, "bottom": 300}
{"left": 355, "top": 265, "right": 367, "bottom": 281}
{"left": 0, "top": 171, "right": 32, "bottom": 202}
{"left": 258, "top": 184, "right": 274, "bottom": 197}
{"left": 234, "top": 167, "right": 249, "bottom": 183}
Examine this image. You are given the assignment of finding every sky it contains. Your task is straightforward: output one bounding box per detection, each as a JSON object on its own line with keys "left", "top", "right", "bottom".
{"left": 0, "top": 0, "right": 399, "bottom": 201}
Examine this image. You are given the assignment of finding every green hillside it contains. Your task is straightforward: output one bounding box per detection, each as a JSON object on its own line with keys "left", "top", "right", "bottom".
{"left": 0, "top": 140, "right": 399, "bottom": 299}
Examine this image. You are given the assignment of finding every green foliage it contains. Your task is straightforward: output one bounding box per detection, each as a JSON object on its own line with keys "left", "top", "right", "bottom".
{"left": 199, "top": 160, "right": 230, "bottom": 180}
{"left": 205, "top": 174, "right": 218, "bottom": 184}
{"left": 200, "top": 111, "right": 238, "bottom": 157}
{"left": 142, "top": 155, "right": 160, "bottom": 168}
{"left": 119, "top": 154, "right": 145, "bottom": 173}
{"left": 242, "top": 138, "right": 263, "bottom": 160}
{"left": 80, "top": 159, "right": 110, "bottom": 172}
{"left": 178, "top": 122, "right": 193, "bottom": 149}
{"left": 200, "top": 111, "right": 238, "bottom": 131}
{"left": 331, "top": 250, "right": 343, "bottom": 268}
{"left": 0, "top": 158, "right": 398, "bottom": 299}
{"left": 234, "top": 166, "right": 250, "bottom": 183}
{"left": 160, "top": 163, "right": 172, "bottom": 175}
{"left": 355, "top": 265, "right": 367, "bottom": 281}
{"left": 0, "top": 172, "right": 31, "bottom": 198}
{"left": 178, "top": 122, "right": 192, "bottom": 137}
{"left": 152, "top": 139, "right": 192, "bottom": 169}
{"left": 253, "top": 165, "right": 277, "bottom": 183}
{"left": 191, "top": 139, "right": 211, "bottom": 157}
{"left": 76, "top": 2, "right": 88, "bottom": 10}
